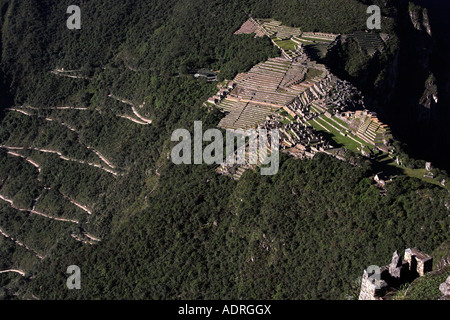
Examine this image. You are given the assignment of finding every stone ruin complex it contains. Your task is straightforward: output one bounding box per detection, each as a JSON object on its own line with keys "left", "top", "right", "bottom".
{"left": 359, "top": 248, "right": 433, "bottom": 300}
{"left": 209, "top": 18, "right": 394, "bottom": 180}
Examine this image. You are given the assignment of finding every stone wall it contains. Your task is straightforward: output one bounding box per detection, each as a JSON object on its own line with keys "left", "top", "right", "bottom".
{"left": 358, "top": 268, "right": 388, "bottom": 300}
{"left": 405, "top": 248, "right": 433, "bottom": 276}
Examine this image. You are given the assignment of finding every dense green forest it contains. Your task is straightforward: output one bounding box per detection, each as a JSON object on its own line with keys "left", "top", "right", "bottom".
{"left": 27, "top": 155, "right": 449, "bottom": 299}
{"left": 0, "top": 0, "right": 395, "bottom": 107}
{"left": 0, "top": 0, "right": 448, "bottom": 300}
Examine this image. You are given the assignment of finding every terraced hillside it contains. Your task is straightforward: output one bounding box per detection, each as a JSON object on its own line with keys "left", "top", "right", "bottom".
{"left": 352, "top": 111, "right": 393, "bottom": 150}
{"left": 350, "top": 31, "right": 387, "bottom": 56}
{"left": 215, "top": 57, "right": 328, "bottom": 130}
{"left": 213, "top": 20, "right": 396, "bottom": 179}
{"left": 234, "top": 18, "right": 339, "bottom": 61}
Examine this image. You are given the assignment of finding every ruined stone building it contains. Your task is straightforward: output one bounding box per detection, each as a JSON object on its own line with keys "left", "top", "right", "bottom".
{"left": 359, "top": 248, "right": 433, "bottom": 300}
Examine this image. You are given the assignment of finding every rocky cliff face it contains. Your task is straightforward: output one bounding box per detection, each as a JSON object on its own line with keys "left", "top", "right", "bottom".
{"left": 365, "top": 0, "right": 450, "bottom": 170}
{"left": 409, "top": 5, "right": 432, "bottom": 36}
{"left": 419, "top": 73, "right": 438, "bottom": 114}
{"left": 324, "top": 1, "right": 450, "bottom": 169}
{"left": 325, "top": 1, "right": 449, "bottom": 169}
{"left": 405, "top": 3, "right": 439, "bottom": 118}
{"left": 389, "top": 1, "right": 450, "bottom": 169}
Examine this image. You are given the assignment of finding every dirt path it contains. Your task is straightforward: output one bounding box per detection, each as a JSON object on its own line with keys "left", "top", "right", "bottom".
{"left": 5, "top": 150, "right": 41, "bottom": 173}
{"left": 0, "top": 226, "right": 44, "bottom": 260}
{"left": 50, "top": 69, "right": 92, "bottom": 80}
{"left": 116, "top": 114, "right": 150, "bottom": 125}
{"left": 0, "top": 269, "right": 26, "bottom": 276}
{"left": 6, "top": 108, "right": 118, "bottom": 172}
{"left": 83, "top": 231, "right": 101, "bottom": 242}
{"left": 108, "top": 94, "right": 152, "bottom": 125}
{"left": 0, "top": 145, "right": 119, "bottom": 176}
{"left": 60, "top": 193, "right": 92, "bottom": 215}
{"left": 6, "top": 108, "right": 33, "bottom": 116}
{"left": 70, "top": 233, "right": 95, "bottom": 245}
{"left": 87, "top": 148, "right": 116, "bottom": 169}
{"left": 1, "top": 194, "right": 100, "bottom": 248}
{"left": 131, "top": 106, "right": 152, "bottom": 124}
{"left": 70, "top": 231, "right": 101, "bottom": 245}
{"left": 21, "top": 105, "right": 91, "bottom": 111}
{"left": 0, "top": 194, "right": 80, "bottom": 224}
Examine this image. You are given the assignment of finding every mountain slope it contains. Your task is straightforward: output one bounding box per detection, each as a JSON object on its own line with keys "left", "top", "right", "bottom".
{"left": 0, "top": 0, "right": 448, "bottom": 300}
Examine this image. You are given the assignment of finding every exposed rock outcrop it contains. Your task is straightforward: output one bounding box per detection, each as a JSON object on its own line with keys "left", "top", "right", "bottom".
{"left": 389, "top": 250, "right": 402, "bottom": 279}
{"left": 439, "top": 276, "right": 450, "bottom": 297}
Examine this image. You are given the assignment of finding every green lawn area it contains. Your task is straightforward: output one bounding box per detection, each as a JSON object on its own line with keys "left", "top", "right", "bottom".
{"left": 309, "top": 104, "right": 323, "bottom": 114}
{"left": 314, "top": 118, "right": 446, "bottom": 191}
{"left": 301, "top": 36, "right": 333, "bottom": 43}
{"left": 309, "top": 118, "right": 327, "bottom": 131}
{"left": 374, "top": 152, "right": 393, "bottom": 164}
{"left": 305, "top": 68, "right": 324, "bottom": 80}
{"left": 303, "top": 44, "right": 330, "bottom": 59}
{"left": 273, "top": 39, "right": 298, "bottom": 51}
{"left": 279, "top": 118, "right": 292, "bottom": 125}
{"left": 403, "top": 167, "right": 447, "bottom": 189}
{"left": 403, "top": 167, "right": 428, "bottom": 179}
{"left": 323, "top": 116, "right": 369, "bottom": 147}
{"left": 331, "top": 116, "right": 349, "bottom": 129}
{"left": 310, "top": 117, "right": 362, "bottom": 153}
{"left": 319, "top": 116, "right": 372, "bottom": 149}
{"left": 322, "top": 116, "right": 347, "bottom": 130}
{"left": 294, "top": 37, "right": 313, "bottom": 43}
{"left": 311, "top": 116, "right": 447, "bottom": 190}
{"left": 374, "top": 152, "right": 449, "bottom": 190}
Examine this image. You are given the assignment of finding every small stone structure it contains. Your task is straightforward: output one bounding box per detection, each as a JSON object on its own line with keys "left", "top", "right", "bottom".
{"left": 404, "top": 248, "right": 433, "bottom": 277}
{"left": 358, "top": 268, "right": 388, "bottom": 300}
{"left": 359, "top": 248, "right": 433, "bottom": 300}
